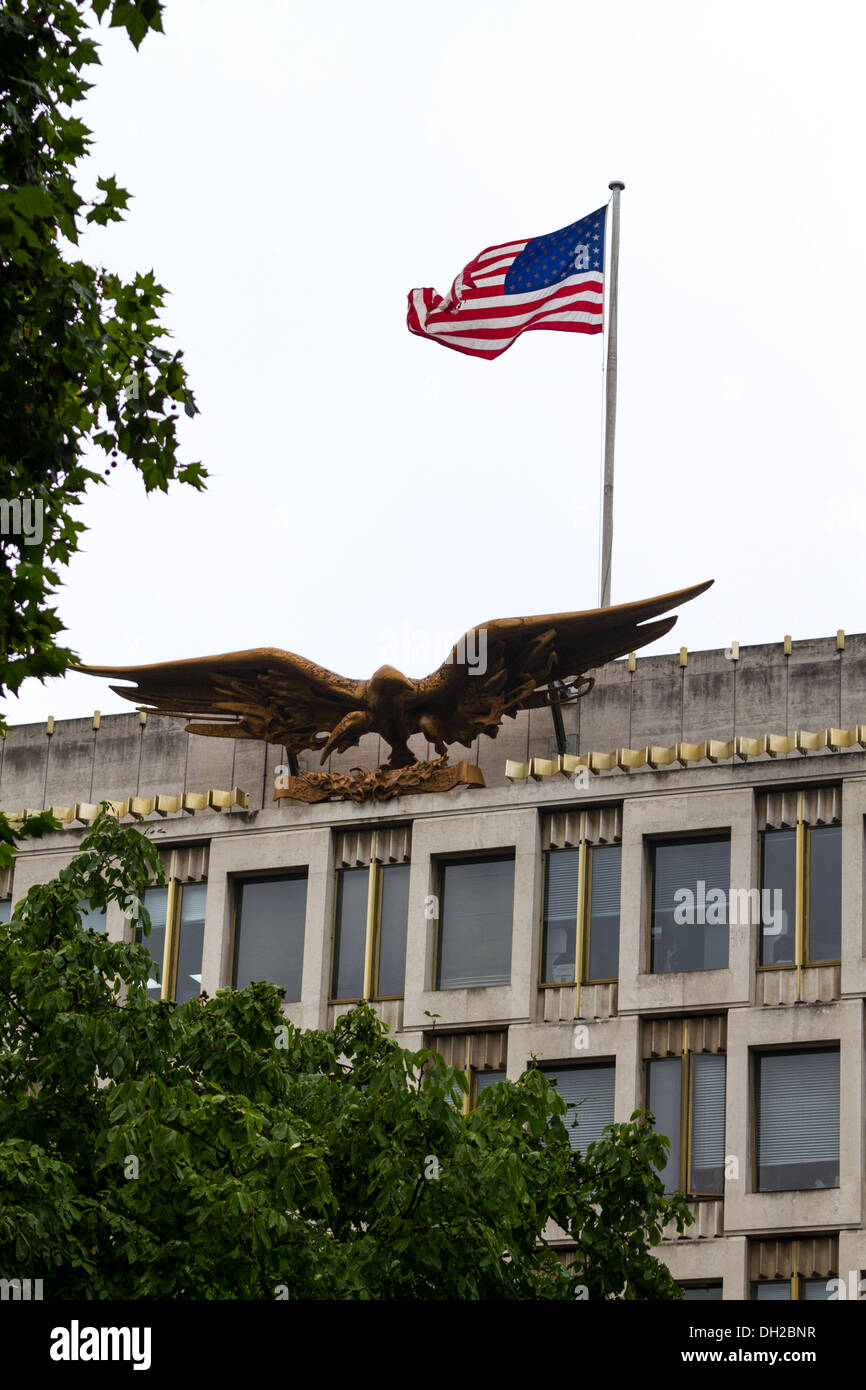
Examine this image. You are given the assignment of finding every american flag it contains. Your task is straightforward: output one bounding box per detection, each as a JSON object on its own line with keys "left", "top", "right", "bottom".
{"left": 407, "top": 206, "right": 606, "bottom": 360}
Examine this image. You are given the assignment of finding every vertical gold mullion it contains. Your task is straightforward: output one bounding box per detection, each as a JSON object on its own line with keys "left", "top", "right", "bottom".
{"left": 161, "top": 850, "right": 178, "bottom": 1002}
{"left": 362, "top": 833, "right": 379, "bottom": 1001}
{"left": 680, "top": 1021, "right": 690, "bottom": 1195}
{"left": 794, "top": 792, "right": 805, "bottom": 1001}
{"left": 574, "top": 813, "right": 588, "bottom": 1019}
{"left": 462, "top": 1034, "right": 472, "bottom": 1115}
{"left": 791, "top": 1239, "right": 800, "bottom": 1301}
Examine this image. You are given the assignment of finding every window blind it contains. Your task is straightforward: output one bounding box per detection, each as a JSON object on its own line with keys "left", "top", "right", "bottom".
{"left": 332, "top": 868, "right": 368, "bottom": 1000}
{"left": 475, "top": 1070, "right": 506, "bottom": 1099}
{"left": 651, "top": 837, "right": 731, "bottom": 973}
{"left": 757, "top": 1050, "right": 840, "bottom": 1191}
{"left": 542, "top": 850, "right": 579, "bottom": 982}
{"left": 376, "top": 863, "right": 410, "bottom": 998}
{"left": 653, "top": 838, "right": 730, "bottom": 916}
{"left": 137, "top": 885, "right": 168, "bottom": 999}
{"left": 808, "top": 825, "right": 842, "bottom": 963}
{"left": 234, "top": 876, "right": 307, "bottom": 1002}
{"left": 646, "top": 1057, "right": 681, "bottom": 1192}
{"left": 175, "top": 882, "right": 206, "bottom": 1004}
{"left": 437, "top": 857, "right": 514, "bottom": 989}
{"left": 546, "top": 1064, "right": 615, "bottom": 1155}
{"left": 690, "top": 1053, "right": 726, "bottom": 1193}
{"left": 544, "top": 850, "right": 580, "bottom": 921}
{"left": 588, "top": 844, "right": 621, "bottom": 981}
{"left": 760, "top": 830, "right": 797, "bottom": 965}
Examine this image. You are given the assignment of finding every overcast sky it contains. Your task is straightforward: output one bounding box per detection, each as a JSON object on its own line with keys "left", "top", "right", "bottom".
{"left": 6, "top": 0, "right": 865, "bottom": 726}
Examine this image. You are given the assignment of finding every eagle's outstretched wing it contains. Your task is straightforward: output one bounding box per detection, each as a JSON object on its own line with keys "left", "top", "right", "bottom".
{"left": 410, "top": 581, "right": 713, "bottom": 749}
{"left": 77, "top": 649, "right": 367, "bottom": 756}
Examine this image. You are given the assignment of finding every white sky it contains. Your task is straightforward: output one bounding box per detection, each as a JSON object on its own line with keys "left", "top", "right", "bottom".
{"left": 6, "top": 0, "right": 866, "bottom": 725}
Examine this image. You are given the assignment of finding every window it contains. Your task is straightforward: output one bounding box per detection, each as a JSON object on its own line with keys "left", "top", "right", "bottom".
{"left": 681, "top": 1283, "right": 723, "bottom": 1301}
{"left": 474, "top": 1069, "right": 506, "bottom": 1102}
{"left": 427, "top": 1032, "right": 508, "bottom": 1112}
{"left": 174, "top": 883, "right": 206, "bottom": 1004}
{"left": 541, "top": 843, "right": 621, "bottom": 985}
{"left": 760, "top": 823, "right": 841, "bottom": 966}
{"left": 0, "top": 901, "right": 10, "bottom": 924}
{"left": 750, "top": 1236, "right": 838, "bottom": 1300}
{"left": 755, "top": 1049, "right": 840, "bottom": 1191}
{"left": 136, "top": 886, "right": 168, "bottom": 1002}
{"left": 752, "top": 1278, "right": 832, "bottom": 1301}
{"left": 135, "top": 880, "right": 206, "bottom": 1003}
{"left": 233, "top": 876, "right": 307, "bottom": 1001}
{"left": 436, "top": 855, "right": 514, "bottom": 989}
{"left": 331, "top": 861, "right": 410, "bottom": 1001}
{"left": 452, "top": 1068, "right": 508, "bottom": 1112}
{"left": 542, "top": 1064, "right": 615, "bottom": 1155}
{"left": 645, "top": 1050, "right": 726, "bottom": 1196}
{"left": 650, "top": 836, "right": 730, "bottom": 973}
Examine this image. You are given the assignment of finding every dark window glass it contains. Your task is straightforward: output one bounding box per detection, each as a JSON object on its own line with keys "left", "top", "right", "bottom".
{"left": 376, "top": 863, "right": 409, "bottom": 997}
{"left": 175, "top": 883, "right": 206, "bottom": 1004}
{"left": 651, "top": 837, "right": 730, "bottom": 973}
{"left": 587, "top": 845, "right": 621, "bottom": 981}
{"left": 541, "top": 849, "right": 579, "bottom": 983}
{"left": 646, "top": 1056, "right": 682, "bottom": 1192}
{"left": 234, "top": 876, "right": 307, "bottom": 1001}
{"left": 808, "top": 825, "right": 841, "bottom": 962}
{"left": 802, "top": 1278, "right": 833, "bottom": 1301}
{"left": 544, "top": 1064, "right": 615, "bottom": 1155}
{"left": 682, "top": 1284, "right": 724, "bottom": 1301}
{"left": 437, "top": 856, "right": 514, "bottom": 989}
{"left": 135, "top": 886, "right": 167, "bottom": 1000}
{"left": 753, "top": 1282, "right": 791, "bottom": 1301}
{"left": 690, "top": 1054, "right": 726, "bottom": 1194}
{"left": 760, "top": 830, "right": 796, "bottom": 965}
{"left": 756, "top": 1049, "right": 840, "bottom": 1191}
{"left": 332, "top": 868, "right": 368, "bottom": 1000}
{"left": 0, "top": 901, "right": 10, "bottom": 924}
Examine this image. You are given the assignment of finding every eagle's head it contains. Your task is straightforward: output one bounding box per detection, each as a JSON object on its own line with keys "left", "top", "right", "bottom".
{"left": 368, "top": 665, "right": 415, "bottom": 700}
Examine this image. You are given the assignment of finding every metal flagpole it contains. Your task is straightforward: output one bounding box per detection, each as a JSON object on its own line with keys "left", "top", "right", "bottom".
{"left": 599, "top": 180, "right": 624, "bottom": 608}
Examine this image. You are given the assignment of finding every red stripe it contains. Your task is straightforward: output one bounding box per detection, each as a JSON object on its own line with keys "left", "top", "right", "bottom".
{"left": 425, "top": 290, "right": 603, "bottom": 326}
{"left": 524, "top": 321, "right": 602, "bottom": 335}
{"left": 410, "top": 319, "right": 602, "bottom": 360}
{"left": 427, "top": 315, "right": 602, "bottom": 343}
{"left": 426, "top": 293, "right": 603, "bottom": 330}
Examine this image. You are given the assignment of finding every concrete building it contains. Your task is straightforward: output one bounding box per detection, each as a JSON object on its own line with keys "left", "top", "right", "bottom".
{"left": 3, "top": 627, "right": 866, "bottom": 1300}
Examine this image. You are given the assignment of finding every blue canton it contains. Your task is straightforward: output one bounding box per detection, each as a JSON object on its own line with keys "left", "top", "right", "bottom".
{"left": 504, "top": 206, "right": 606, "bottom": 295}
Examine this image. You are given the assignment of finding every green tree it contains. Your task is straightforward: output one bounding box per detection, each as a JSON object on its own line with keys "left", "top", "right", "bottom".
{"left": 0, "top": 812, "right": 692, "bottom": 1300}
{"left": 0, "top": 0, "right": 205, "bottom": 714}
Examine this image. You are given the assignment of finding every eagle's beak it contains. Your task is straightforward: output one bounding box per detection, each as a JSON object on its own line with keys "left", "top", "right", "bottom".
{"left": 318, "top": 709, "right": 373, "bottom": 764}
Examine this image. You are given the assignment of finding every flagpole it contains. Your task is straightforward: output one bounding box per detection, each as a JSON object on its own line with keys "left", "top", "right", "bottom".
{"left": 599, "top": 180, "right": 624, "bottom": 608}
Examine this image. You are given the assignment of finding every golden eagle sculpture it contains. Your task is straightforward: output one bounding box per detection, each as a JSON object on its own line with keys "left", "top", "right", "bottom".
{"left": 80, "top": 582, "right": 711, "bottom": 773}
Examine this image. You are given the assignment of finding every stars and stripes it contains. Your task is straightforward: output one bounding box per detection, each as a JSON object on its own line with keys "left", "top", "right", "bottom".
{"left": 407, "top": 206, "right": 605, "bottom": 360}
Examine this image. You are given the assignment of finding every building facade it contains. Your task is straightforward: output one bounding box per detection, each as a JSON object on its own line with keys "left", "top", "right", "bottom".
{"left": 3, "top": 628, "right": 866, "bottom": 1300}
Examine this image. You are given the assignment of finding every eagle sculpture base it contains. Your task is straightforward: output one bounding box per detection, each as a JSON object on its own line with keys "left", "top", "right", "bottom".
{"left": 274, "top": 755, "right": 486, "bottom": 805}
